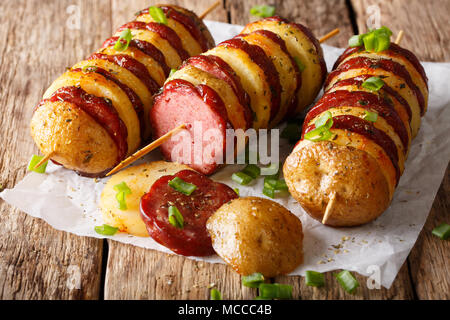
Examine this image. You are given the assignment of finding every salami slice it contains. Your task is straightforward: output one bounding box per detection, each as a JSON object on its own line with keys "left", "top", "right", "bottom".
{"left": 150, "top": 79, "right": 230, "bottom": 175}
{"left": 140, "top": 169, "right": 238, "bottom": 256}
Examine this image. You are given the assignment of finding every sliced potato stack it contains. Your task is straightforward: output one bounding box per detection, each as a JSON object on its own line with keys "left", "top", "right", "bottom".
{"left": 283, "top": 30, "right": 428, "bottom": 227}
{"left": 151, "top": 16, "right": 326, "bottom": 175}
{"left": 30, "top": 5, "right": 214, "bottom": 177}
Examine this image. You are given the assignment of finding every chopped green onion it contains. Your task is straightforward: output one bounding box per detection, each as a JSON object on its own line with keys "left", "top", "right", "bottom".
{"left": 210, "top": 288, "right": 222, "bottom": 300}
{"left": 275, "top": 179, "right": 288, "bottom": 191}
{"left": 114, "top": 28, "right": 132, "bottom": 51}
{"left": 94, "top": 224, "right": 119, "bottom": 236}
{"left": 168, "top": 205, "right": 184, "bottom": 229}
{"left": 262, "top": 186, "right": 275, "bottom": 198}
{"left": 148, "top": 6, "right": 168, "bottom": 25}
{"left": 169, "top": 68, "right": 177, "bottom": 77}
{"left": 314, "top": 111, "right": 333, "bottom": 129}
{"left": 261, "top": 163, "right": 279, "bottom": 176}
{"left": 27, "top": 155, "right": 48, "bottom": 173}
{"left": 168, "top": 177, "right": 197, "bottom": 196}
{"left": 115, "top": 191, "right": 127, "bottom": 210}
{"left": 113, "top": 181, "right": 132, "bottom": 195}
{"left": 348, "top": 35, "right": 363, "bottom": 47}
{"left": 242, "top": 272, "right": 265, "bottom": 288}
{"left": 250, "top": 5, "right": 275, "bottom": 18}
{"left": 82, "top": 65, "right": 98, "bottom": 73}
{"left": 113, "top": 182, "right": 131, "bottom": 210}
{"left": 335, "top": 270, "right": 359, "bottom": 294}
{"left": 305, "top": 113, "right": 334, "bottom": 142}
{"left": 432, "top": 223, "right": 450, "bottom": 240}
{"left": 234, "top": 188, "right": 240, "bottom": 196}
{"left": 259, "top": 283, "right": 292, "bottom": 300}
{"left": 362, "top": 76, "right": 384, "bottom": 91}
{"left": 281, "top": 123, "right": 302, "bottom": 143}
{"left": 350, "top": 26, "right": 392, "bottom": 52}
{"left": 294, "top": 56, "right": 306, "bottom": 72}
{"left": 232, "top": 171, "right": 253, "bottom": 185}
{"left": 364, "top": 110, "right": 378, "bottom": 122}
{"left": 242, "top": 164, "right": 261, "bottom": 179}
{"left": 305, "top": 270, "right": 325, "bottom": 287}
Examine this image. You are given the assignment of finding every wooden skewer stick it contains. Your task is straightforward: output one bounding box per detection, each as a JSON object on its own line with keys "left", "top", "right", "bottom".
{"left": 33, "top": 152, "right": 54, "bottom": 171}
{"left": 106, "top": 124, "right": 187, "bottom": 176}
{"left": 395, "top": 30, "right": 404, "bottom": 45}
{"left": 319, "top": 28, "right": 340, "bottom": 43}
{"left": 322, "top": 192, "right": 337, "bottom": 225}
{"left": 199, "top": 0, "right": 221, "bottom": 20}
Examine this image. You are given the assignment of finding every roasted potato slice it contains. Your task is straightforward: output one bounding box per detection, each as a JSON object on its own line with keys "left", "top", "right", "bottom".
{"left": 207, "top": 197, "right": 303, "bottom": 277}
{"left": 100, "top": 161, "right": 193, "bottom": 237}
{"left": 284, "top": 141, "right": 391, "bottom": 227}
{"left": 31, "top": 100, "right": 118, "bottom": 175}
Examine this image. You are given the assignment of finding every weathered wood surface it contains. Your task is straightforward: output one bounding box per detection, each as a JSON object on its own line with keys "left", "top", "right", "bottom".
{"left": 0, "top": 0, "right": 109, "bottom": 299}
{"left": 0, "top": 0, "right": 448, "bottom": 300}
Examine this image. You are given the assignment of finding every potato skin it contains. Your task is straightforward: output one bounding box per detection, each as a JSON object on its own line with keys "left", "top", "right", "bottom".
{"left": 206, "top": 197, "right": 303, "bottom": 277}
{"left": 31, "top": 101, "right": 118, "bottom": 175}
{"left": 283, "top": 141, "right": 391, "bottom": 227}
{"left": 100, "top": 161, "right": 193, "bottom": 237}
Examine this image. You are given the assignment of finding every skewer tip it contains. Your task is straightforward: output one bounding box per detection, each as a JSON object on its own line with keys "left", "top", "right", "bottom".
{"left": 394, "top": 30, "right": 404, "bottom": 45}
{"left": 322, "top": 192, "right": 337, "bottom": 225}
{"left": 319, "top": 28, "right": 340, "bottom": 44}
{"left": 199, "top": 0, "right": 221, "bottom": 20}
{"left": 33, "top": 152, "right": 54, "bottom": 171}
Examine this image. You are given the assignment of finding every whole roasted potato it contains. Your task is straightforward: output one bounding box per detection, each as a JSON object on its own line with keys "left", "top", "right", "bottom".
{"left": 206, "top": 197, "right": 303, "bottom": 277}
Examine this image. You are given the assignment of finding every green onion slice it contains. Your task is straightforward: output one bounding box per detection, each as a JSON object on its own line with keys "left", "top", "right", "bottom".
{"left": 168, "top": 177, "right": 197, "bottom": 196}
{"left": 364, "top": 110, "right": 378, "bottom": 122}
{"left": 260, "top": 163, "right": 279, "bottom": 177}
{"left": 305, "top": 112, "right": 334, "bottom": 142}
{"left": 114, "top": 28, "right": 132, "bottom": 51}
{"left": 115, "top": 191, "right": 127, "bottom": 210}
{"left": 210, "top": 288, "right": 222, "bottom": 300}
{"left": 336, "top": 270, "right": 359, "bottom": 294}
{"left": 168, "top": 205, "right": 184, "bottom": 229}
{"left": 314, "top": 111, "right": 333, "bottom": 129}
{"left": 348, "top": 35, "right": 363, "bottom": 47}
{"left": 169, "top": 68, "right": 177, "bottom": 77}
{"left": 232, "top": 171, "right": 253, "bottom": 185}
{"left": 95, "top": 224, "right": 119, "bottom": 236}
{"left": 242, "top": 272, "right": 265, "bottom": 288}
{"left": 294, "top": 56, "right": 306, "bottom": 72}
{"left": 259, "top": 283, "right": 293, "bottom": 300}
{"left": 114, "top": 181, "right": 132, "bottom": 195}
{"left": 242, "top": 164, "right": 261, "bottom": 179}
{"left": 305, "top": 270, "right": 325, "bottom": 287}
{"left": 262, "top": 186, "right": 275, "bottom": 199}
{"left": 148, "top": 6, "right": 168, "bottom": 25}
{"left": 233, "top": 188, "right": 240, "bottom": 196}
{"left": 82, "top": 65, "right": 98, "bottom": 73}
{"left": 250, "top": 5, "right": 275, "bottom": 18}
{"left": 362, "top": 76, "right": 384, "bottom": 91}
{"left": 27, "top": 155, "right": 48, "bottom": 173}
{"left": 432, "top": 223, "right": 450, "bottom": 240}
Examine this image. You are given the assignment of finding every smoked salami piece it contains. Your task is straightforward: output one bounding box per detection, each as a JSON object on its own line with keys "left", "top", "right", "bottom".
{"left": 140, "top": 170, "right": 238, "bottom": 256}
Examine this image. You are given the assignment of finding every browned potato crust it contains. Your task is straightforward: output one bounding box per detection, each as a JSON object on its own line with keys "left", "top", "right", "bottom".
{"left": 30, "top": 101, "right": 118, "bottom": 175}
{"left": 206, "top": 197, "right": 303, "bottom": 277}
{"left": 283, "top": 141, "right": 391, "bottom": 227}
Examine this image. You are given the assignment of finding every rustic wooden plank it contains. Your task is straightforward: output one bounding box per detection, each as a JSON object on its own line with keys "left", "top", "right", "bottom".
{"left": 103, "top": 0, "right": 248, "bottom": 300}
{"left": 351, "top": 0, "right": 450, "bottom": 61}
{"left": 351, "top": 0, "right": 450, "bottom": 300}
{"left": 226, "top": 0, "right": 355, "bottom": 47}
{"left": 0, "top": 0, "right": 110, "bottom": 299}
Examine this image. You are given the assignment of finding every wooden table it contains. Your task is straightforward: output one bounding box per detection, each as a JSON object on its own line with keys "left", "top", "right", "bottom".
{"left": 0, "top": 0, "right": 448, "bottom": 300}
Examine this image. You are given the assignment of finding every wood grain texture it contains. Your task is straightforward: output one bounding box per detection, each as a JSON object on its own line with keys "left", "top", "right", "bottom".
{"left": 351, "top": 0, "right": 450, "bottom": 300}
{"left": 351, "top": 0, "right": 450, "bottom": 61}
{"left": 226, "top": 0, "right": 355, "bottom": 47}
{"left": 0, "top": 0, "right": 110, "bottom": 299}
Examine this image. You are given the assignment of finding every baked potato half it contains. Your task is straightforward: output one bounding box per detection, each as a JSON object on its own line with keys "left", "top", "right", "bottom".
{"left": 206, "top": 197, "right": 304, "bottom": 277}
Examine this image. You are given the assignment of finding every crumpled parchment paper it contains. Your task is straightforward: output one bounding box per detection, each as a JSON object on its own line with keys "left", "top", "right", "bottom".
{"left": 1, "top": 20, "right": 449, "bottom": 288}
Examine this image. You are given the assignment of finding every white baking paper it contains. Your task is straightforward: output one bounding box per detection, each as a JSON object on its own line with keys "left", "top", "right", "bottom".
{"left": 1, "top": 20, "right": 450, "bottom": 289}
